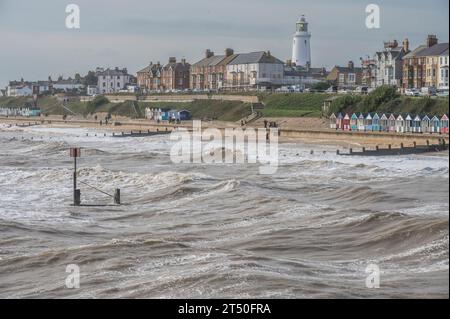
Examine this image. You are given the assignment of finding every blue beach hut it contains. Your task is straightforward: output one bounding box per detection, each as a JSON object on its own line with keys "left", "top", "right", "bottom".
{"left": 350, "top": 113, "right": 358, "bottom": 131}
{"left": 431, "top": 116, "right": 441, "bottom": 133}
{"left": 372, "top": 113, "right": 381, "bottom": 131}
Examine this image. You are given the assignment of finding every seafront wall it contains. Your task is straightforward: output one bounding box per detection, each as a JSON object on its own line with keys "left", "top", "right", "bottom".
{"left": 81, "top": 94, "right": 260, "bottom": 104}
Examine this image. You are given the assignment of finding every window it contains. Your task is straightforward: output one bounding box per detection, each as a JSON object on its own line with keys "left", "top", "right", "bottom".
{"left": 339, "top": 74, "right": 345, "bottom": 83}
{"left": 117, "top": 83, "right": 120, "bottom": 87}
{"left": 348, "top": 73, "right": 356, "bottom": 83}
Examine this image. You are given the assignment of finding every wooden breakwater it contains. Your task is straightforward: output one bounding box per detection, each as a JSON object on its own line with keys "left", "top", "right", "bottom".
{"left": 111, "top": 130, "right": 172, "bottom": 138}
{"left": 338, "top": 139, "right": 448, "bottom": 156}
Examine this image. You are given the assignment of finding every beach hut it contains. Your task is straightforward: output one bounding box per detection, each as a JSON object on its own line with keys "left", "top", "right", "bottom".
{"left": 343, "top": 113, "right": 351, "bottom": 131}
{"left": 365, "top": 113, "right": 373, "bottom": 131}
{"left": 431, "top": 116, "right": 441, "bottom": 133}
{"left": 421, "top": 115, "right": 431, "bottom": 134}
{"left": 329, "top": 113, "right": 337, "bottom": 129}
{"left": 379, "top": 114, "right": 388, "bottom": 132}
{"left": 396, "top": 114, "right": 405, "bottom": 133}
{"left": 412, "top": 115, "right": 422, "bottom": 133}
{"left": 336, "top": 113, "right": 344, "bottom": 130}
{"left": 388, "top": 114, "right": 397, "bottom": 132}
{"left": 405, "top": 114, "right": 413, "bottom": 133}
{"left": 350, "top": 113, "right": 358, "bottom": 131}
{"left": 372, "top": 113, "right": 381, "bottom": 132}
{"left": 357, "top": 113, "right": 365, "bottom": 131}
{"left": 441, "top": 114, "right": 449, "bottom": 134}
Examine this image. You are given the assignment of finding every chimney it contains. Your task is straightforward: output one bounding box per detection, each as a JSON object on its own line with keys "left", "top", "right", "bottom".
{"left": 403, "top": 38, "right": 410, "bottom": 52}
{"left": 267, "top": 51, "right": 271, "bottom": 56}
{"left": 348, "top": 61, "right": 354, "bottom": 70}
{"left": 205, "top": 49, "right": 214, "bottom": 58}
{"left": 181, "top": 58, "right": 186, "bottom": 64}
{"left": 225, "top": 48, "right": 234, "bottom": 57}
{"left": 427, "top": 35, "right": 438, "bottom": 48}
{"left": 286, "top": 59, "right": 292, "bottom": 67}
{"left": 169, "top": 57, "right": 176, "bottom": 63}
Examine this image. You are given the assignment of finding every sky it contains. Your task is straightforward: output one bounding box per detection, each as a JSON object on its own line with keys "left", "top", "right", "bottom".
{"left": 0, "top": 0, "right": 448, "bottom": 87}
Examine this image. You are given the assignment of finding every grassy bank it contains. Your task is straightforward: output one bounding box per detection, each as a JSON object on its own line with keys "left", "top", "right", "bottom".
{"left": 260, "top": 93, "right": 328, "bottom": 117}
{"left": 329, "top": 86, "right": 449, "bottom": 116}
{"left": 2, "top": 88, "right": 447, "bottom": 122}
{"left": 0, "top": 96, "right": 252, "bottom": 122}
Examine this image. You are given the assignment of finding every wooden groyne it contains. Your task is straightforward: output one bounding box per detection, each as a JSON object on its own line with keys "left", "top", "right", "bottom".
{"left": 338, "top": 139, "right": 448, "bottom": 156}
{"left": 112, "top": 130, "right": 172, "bottom": 138}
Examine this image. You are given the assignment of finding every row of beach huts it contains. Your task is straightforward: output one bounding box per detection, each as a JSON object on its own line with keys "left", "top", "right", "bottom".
{"left": 330, "top": 112, "right": 449, "bottom": 134}
{"left": 0, "top": 107, "right": 41, "bottom": 117}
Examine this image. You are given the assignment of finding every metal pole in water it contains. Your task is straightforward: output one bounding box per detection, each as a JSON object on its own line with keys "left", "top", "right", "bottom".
{"left": 114, "top": 189, "right": 121, "bottom": 205}
{"left": 70, "top": 148, "right": 81, "bottom": 206}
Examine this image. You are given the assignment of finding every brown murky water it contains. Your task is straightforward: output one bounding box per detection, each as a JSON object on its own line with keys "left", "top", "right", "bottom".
{"left": 0, "top": 125, "right": 448, "bottom": 298}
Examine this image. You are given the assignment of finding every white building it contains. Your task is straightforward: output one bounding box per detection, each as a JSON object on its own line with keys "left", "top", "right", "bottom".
{"left": 438, "top": 48, "right": 449, "bottom": 90}
{"left": 225, "top": 51, "right": 284, "bottom": 90}
{"left": 53, "top": 79, "right": 84, "bottom": 92}
{"left": 87, "top": 85, "right": 99, "bottom": 96}
{"left": 374, "top": 39, "right": 409, "bottom": 87}
{"left": 292, "top": 15, "right": 311, "bottom": 67}
{"left": 7, "top": 85, "right": 33, "bottom": 97}
{"left": 97, "top": 67, "right": 131, "bottom": 94}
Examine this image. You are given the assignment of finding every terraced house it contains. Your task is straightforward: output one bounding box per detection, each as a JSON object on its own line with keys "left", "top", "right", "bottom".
{"left": 224, "top": 51, "right": 285, "bottom": 91}
{"left": 190, "top": 49, "right": 237, "bottom": 91}
{"left": 438, "top": 47, "right": 449, "bottom": 90}
{"left": 402, "top": 35, "right": 442, "bottom": 89}
{"left": 161, "top": 57, "right": 190, "bottom": 92}
{"left": 326, "top": 61, "right": 363, "bottom": 88}
{"left": 373, "top": 39, "right": 410, "bottom": 87}
{"left": 136, "top": 62, "right": 163, "bottom": 93}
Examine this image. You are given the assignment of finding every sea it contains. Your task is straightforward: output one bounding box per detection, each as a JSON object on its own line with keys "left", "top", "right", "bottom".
{"left": 0, "top": 124, "right": 448, "bottom": 298}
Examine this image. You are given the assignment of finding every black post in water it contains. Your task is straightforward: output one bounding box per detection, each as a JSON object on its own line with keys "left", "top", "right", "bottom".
{"left": 114, "top": 189, "right": 121, "bottom": 205}
{"left": 70, "top": 148, "right": 81, "bottom": 206}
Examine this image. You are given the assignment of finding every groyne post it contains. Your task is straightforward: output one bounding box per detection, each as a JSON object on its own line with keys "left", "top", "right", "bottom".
{"left": 70, "top": 148, "right": 81, "bottom": 206}
{"left": 114, "top": 189, "right": 121, "bottom": 205}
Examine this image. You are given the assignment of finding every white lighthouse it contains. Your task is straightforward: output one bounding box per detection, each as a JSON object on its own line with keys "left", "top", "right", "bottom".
{"left": 292, "top": 15, "right": 311, "bottom": 67}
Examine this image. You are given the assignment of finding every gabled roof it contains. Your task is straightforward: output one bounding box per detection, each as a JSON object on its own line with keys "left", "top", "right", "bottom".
{"left": 228, "top": 52, "right": 284, "bottom": 65}
{"left": 193, "top": 55, "right": 226, "bottom": 67}
{"left": 366, "top": 113, "right": 373, "bottom": 120}
{"left": 397, "top": 114, "right": 404, "bottom": 120}
{"left": 421, "top": 115, "right": 431, "bottom": 121}
{"left": 416, "top": 43, "right": 449, "bottom": 57}
{"left": 442, "top": 114, "right": 449, "bottom": 120}
{"left": 414, "top": 115, "right": 421, "bottom": 121}
{"left": 403, "top": 45, "right": 427, "bottom": 59}
{"left": 405, "top": 114, "right": 413, "bottom": 120}
{"left": 380, "top": 114, "right": 388, "bottom": 120}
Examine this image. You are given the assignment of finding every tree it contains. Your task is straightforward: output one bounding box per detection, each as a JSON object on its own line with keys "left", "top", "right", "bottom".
{"left": 312, "top": 81, "right": 332, "bottom": 91}
{"left": 83, "top": 71, "right": 98, "bottom": 86}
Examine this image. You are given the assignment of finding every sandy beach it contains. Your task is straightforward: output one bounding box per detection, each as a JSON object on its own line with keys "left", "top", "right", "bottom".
{"left": 1, "top": 115, "right": 448, "bottom": 151}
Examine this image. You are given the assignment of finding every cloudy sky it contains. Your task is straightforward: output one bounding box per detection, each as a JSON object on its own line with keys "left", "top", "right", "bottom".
{"left": 0, "top": 0, "right": 448, "bottom": 87}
